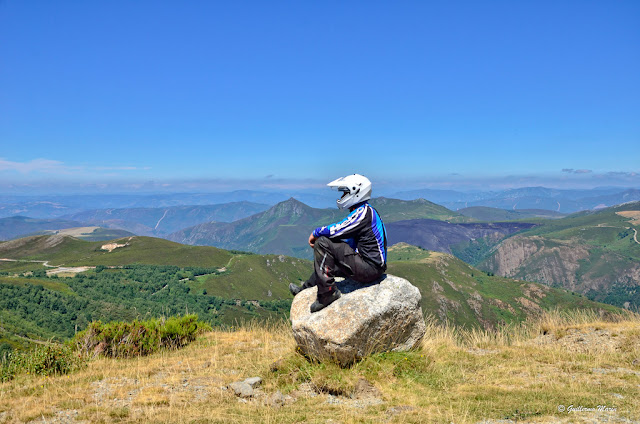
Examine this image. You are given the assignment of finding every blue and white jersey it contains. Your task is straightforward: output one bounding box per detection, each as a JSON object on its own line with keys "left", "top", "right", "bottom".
{"left": 313, "top": 201, "right": 387, "bottom": 269}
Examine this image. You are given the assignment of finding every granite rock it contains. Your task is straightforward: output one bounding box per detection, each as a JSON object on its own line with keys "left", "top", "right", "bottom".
{"left": 290, "top": 274, "right": 426, "bottom": 366}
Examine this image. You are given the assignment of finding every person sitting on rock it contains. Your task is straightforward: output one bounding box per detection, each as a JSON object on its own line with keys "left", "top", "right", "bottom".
{"left": 289, "top": 174, "right": 388, "bottom": 313}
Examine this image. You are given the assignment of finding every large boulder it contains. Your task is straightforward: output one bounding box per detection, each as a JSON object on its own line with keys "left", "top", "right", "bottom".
{"left": 290, "top": 274, "right": 426, "bottom": 366}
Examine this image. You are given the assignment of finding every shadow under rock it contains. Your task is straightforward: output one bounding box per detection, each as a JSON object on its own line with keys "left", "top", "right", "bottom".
{"left": 334, "top": 274, "right": 387, "bottom": 295}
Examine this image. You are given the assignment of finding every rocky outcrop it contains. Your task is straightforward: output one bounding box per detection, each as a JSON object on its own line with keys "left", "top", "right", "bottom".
{"left": 482, "top": 235, "right": 640, "bottom": 293}
{"left": 290, "top": 274, "right": 426, "bottom": 366}
{"left": 483, "top": 236, "right": 592, "bottom": 290}
{"left": 483, "top": 236, "right": 548, "bottom": 278}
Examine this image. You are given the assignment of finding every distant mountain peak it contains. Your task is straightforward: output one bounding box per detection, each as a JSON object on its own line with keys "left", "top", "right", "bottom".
{"left": 278, "top": 197, "right": 309, "bottom": 208}
{"left": 264, "top": 197, "right": 312, "bottom": 218}
{"left": 414, "top": 198, "right": 432, "bottom": 204}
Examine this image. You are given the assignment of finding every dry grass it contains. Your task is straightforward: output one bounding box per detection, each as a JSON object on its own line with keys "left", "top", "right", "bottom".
{"left": 616, "top": 211, "right": 640, "bottom": 226}
{"left": 1, "top": 311, "right": 639, "bottom": 423}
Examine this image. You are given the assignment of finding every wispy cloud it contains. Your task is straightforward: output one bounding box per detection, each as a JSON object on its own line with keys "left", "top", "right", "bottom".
{"left": 605, "top": 171, "right": 638, "bottom": 177}
{"left": 0, "top": 162, "right": 638, "bottom": 194}
{"left": 0, "top": 158, "right": 70, "bottom": 174}
{"left": 94, "top": 166, "right": 152, "bottom": 171}
{"left": 0, "top": 158, "right": 151, "bottom": 176}
{"left": 562, "top": 168, "right": 593, "bottom": 174}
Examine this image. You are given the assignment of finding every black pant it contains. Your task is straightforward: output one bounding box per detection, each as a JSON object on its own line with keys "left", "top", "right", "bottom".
{"left": 303, "top": 236, "right": 384, "bottom": 295}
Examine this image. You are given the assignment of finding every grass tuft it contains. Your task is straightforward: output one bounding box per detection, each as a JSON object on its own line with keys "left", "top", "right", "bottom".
{"left": 73, "top": 314, "right": 210, "bottom": 358}
{"left": 1, "top": 343, "right": 84, "bottom": 381}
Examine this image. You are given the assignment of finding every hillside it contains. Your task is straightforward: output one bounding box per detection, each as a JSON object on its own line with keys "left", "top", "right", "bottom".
{"left": 386, "top": 219, "right": 536, "bottom": 255}
{"left": 62, "top": 201, "right": 269, "bottom": 236}
{"left": 385, "top": 244, "right": 616, "bottom": 330}
{"left": 0, "top": 236, "right": 307, "bottom": 348}
{"left": 369, "top": 197, "right": 469, "bottom": 222}
{"left": 0, "top": 259, "right": 304, "bottom": 349}
{"left": 189, "top": 254, "right": 309, "bottom": 301}
{"left": 168, "top": 197, "right": 468, "bottom": 259}
{"left": 197, "top": 243, "right": 616, "bottom": 330}
{"left": 0, "top": 234, "right": 233, "bottom": 268}
{"left": 2, "top": 311, "right": 639, "bottom": 423}
{"left": 33, "top": 226, "right": 137, "bottom": 242}
{"left": 0, "top": 216, "right": 83, "bottom": 240}
{"left": 479, "top": 201, "right": 640, "bottom": 309}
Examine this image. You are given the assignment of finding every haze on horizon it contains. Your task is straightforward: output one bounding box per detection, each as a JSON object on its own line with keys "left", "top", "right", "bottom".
{"left": 1, "top": 1, "right": 638, "bottom": 195}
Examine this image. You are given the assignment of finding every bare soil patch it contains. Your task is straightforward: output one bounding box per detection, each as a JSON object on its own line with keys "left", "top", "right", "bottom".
{"left": 100, "top": 242, "right": 129, "bottom": 252}
{"left": 46, "top": 266, "right": 94, "bottom": 277}
{"left": 616, "top": 211, "right": 640, "bottom": 226}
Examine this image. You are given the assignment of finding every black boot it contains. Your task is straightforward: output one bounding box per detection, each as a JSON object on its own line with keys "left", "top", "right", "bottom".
{"left": 289, "top": 282, "right": 303, "bottom": 296}
{"left": 310, "top": 288, "right": 341, "bottom": 313}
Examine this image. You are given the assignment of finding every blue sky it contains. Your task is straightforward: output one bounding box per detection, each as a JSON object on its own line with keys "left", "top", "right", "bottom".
{"left": 1, "top": 1, "right": 638, "bottom": 192}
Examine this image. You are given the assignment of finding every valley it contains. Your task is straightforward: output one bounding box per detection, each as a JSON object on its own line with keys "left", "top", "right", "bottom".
{"left": 0, "top": 234, "right": 619, "bottom": 352}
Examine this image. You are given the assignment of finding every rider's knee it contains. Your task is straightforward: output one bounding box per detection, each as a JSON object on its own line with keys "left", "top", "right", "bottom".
{"left": 315, "top": 236, "right": 331, "bottom": 250}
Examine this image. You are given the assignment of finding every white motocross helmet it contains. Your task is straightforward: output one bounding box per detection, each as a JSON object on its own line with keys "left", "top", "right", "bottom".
{"left": 327, "top": 174, "right": 372, "bottom": 210}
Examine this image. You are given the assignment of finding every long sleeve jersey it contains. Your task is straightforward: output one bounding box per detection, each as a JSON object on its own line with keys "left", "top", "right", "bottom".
{"left": 312, "top": 201, "right": 387, "bottom": 269}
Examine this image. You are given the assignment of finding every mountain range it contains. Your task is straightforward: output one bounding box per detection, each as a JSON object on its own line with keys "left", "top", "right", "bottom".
{"left": 2, "top": 186, "right": 639, "bottom": 219}
{"left": 167, "top": 197, "right": 543, "bottom": 260}
{"left": 167, "top": 197, "right": 472, "bottom": 259}
{"left": 60, "top": 201, "right": 269, "bottom": 236}
{"left": 0, "top": 191, "right": 330, "bottom": 218}
{"left": 1, "top": 197, "right": 469, "bottom": 245}
{"left": 167, "top": 198, "right": 345, "bottom": 259}
{"left": 394, "top": 187, "right": 640, "bottom": 212}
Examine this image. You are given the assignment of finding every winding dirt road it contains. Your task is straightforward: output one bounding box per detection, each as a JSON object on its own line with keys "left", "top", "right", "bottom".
{"left": 155, "top": 209, "right": 170, "bottom": 230}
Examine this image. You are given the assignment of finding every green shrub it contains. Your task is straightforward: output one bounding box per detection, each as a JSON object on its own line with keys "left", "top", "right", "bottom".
{"left": 73, "top": 314, "right": 210, "bottom": 358}
{"left": 0, "top": 342, "right": 12, "bottom": 359}
{"left": 1, "top": 343, "right": 84, "bottom": 381}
